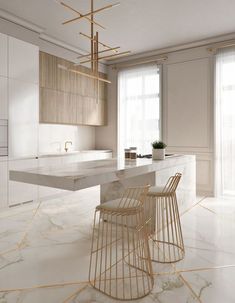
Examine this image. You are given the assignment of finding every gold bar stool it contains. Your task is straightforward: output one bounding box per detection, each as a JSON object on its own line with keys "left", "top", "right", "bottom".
{"left": 89, "top": 186, "right": 154, "bottom": 300}
{"left": 146, "top": 173, "right": 185, "bottom": 263}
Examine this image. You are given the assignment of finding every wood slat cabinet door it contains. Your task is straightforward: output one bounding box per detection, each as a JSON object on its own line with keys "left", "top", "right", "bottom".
{"left": 40, "top": 88, "right": 57, "bottom": 124}
{"left": 39, "top": 52, "right": 107, "bottom": 126}
{"left": 40, "top": 52, "right": 57, "bottom": 89}
{"left": 82, "top": 97, "right": 106, "bottom": 126}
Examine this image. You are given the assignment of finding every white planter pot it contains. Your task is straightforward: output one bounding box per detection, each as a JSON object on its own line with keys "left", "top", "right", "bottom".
{"left": 152, "top": 148, "right": 165, "bottom": 160}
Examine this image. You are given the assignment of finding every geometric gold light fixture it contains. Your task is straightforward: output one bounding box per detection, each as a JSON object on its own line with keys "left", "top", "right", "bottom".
{"left": 60, "top": 0, "right": 131, "bottom": 84}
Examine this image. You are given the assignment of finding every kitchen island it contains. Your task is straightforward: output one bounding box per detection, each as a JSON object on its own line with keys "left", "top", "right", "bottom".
{"left": 10, "top": 155, "right": 196, "bottom": 213}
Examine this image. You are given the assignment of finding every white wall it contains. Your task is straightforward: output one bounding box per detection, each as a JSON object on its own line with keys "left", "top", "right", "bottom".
{"left": 163, "top": 47, "right": 214, "bottom": 196}
{"left": 95, "top": 46, "right": 215, "bottom": 195}
{"left": 0, "top": 18, "right": 96, "bottom": 153}
{"left": 39, "top": 124, "right": 95, "bottom": 154}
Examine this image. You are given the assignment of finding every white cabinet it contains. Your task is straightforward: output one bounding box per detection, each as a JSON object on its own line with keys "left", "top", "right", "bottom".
{"left": 8, "top": 37, "right": 39, "bottom": 84}
{"left": 0, "top": 161, "right": 8, "bottom": 208}
{"left": 0, "top": 33, "right": 8, "bottom": 77}
{"left": 96, "top": 151, "right": 112, "bottom": 160}
{"left": 8, "top": 37, "right": 39, "bottom": 159}
{"left": 8, "top": 159, "right": 38, "bottom": 206}
{"left": 104, "top": 152, "right": 112, "bottom": 159}
{"left": 0, "top": 35, "right": 40, "bottom": 210}
{"left": 8, "top": 79, "right": 39, "bottom": 158}
{"left": 0, "top": 76, "right": 8, "bottom": 119}
{"left": 62, "top": 153, "right": 83, "bottom": 164}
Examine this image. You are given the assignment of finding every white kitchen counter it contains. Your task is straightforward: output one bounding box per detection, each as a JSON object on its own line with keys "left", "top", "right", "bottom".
{"left": 9, "top": 154, "right": 196, "bottom": 211}
{"left": 0, "top": 150, "right": 112, "bottom": 162}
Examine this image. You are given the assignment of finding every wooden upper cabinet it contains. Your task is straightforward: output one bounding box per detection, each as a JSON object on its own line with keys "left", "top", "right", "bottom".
{"left": 39, "top": 52, "right": 107, "bottom": 126}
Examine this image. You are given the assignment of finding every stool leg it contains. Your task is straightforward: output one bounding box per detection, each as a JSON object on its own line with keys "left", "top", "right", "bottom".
{"left": 89, "top": 209, "right": 154, "bottom": 300}
{"left": 149, "top": 194, "right": 185, "bottom": 263}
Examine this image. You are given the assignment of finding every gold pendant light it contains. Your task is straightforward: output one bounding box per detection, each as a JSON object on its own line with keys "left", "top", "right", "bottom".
{"left": 60, "top": 0, "right": 131, "bottom": 84}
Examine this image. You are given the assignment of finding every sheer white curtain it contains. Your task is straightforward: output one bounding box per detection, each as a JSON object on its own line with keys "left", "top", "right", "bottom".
{"left": 118, "top": 64, "right": 160, "bottom": 155}
{"left": 216, "top": 48, "right": 235, "bottom": 196}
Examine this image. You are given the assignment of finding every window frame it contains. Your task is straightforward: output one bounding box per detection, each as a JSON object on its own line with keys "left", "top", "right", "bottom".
{"left": 117, "top": 64, "right": 163, "bottom": 156}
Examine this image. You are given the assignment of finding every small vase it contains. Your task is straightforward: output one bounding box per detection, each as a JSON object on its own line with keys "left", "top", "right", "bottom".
{"left": 152, "top": 148, "right": 165, "bottom": 160}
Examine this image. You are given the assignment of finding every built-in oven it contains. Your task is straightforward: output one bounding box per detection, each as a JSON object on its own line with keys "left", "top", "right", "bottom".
{"left": 0, "top": 119, "right": 8, "bottom": 157}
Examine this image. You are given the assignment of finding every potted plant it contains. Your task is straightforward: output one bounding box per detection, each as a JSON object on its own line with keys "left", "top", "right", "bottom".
{"left": 151, "top": 140, "right": 167, "bottom": 160}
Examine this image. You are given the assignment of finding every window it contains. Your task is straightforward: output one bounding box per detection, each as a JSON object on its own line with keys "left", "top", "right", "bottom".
{"left": 118, "top": 64, "right": 161, "bottom": 155}
{"left": 216, "top": 48, "right": 235, "bottom": 196}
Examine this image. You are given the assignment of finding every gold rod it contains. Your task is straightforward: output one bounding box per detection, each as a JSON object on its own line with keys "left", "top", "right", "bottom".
{"left": 58, "top": 65, "right": 111, "bottom": 83}
{"left": 112, "top": 56, "right": 168, "bottom": 69}
{"left": 81, "top": 51, "right": 131, "bottom": 63}
{"left": 207, "top": 40, "right": 235, "bottom": 52}
{"left": 62, "top": 3, "right": 120, "bottom": 25}
{"left": 60, "top": 2, "right": 105, "bottom": 29}
{"left": 95, "top": 31, "right": 99, "bottom": 103}
{"left": 80, "top": 32, "right": 119, "bottom": 53}
{"left": 96, "top": 31, "right": 99, "bottom": 75}
{"left": 74, "top": 60, "right": 108, "bottom": 67}
{"left": 77, "top": 47, "right": 121, "bottom": 59}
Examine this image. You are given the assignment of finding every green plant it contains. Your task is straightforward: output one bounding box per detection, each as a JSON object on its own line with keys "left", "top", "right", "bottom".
{"left": 151, "top": 140, "right": 167, "bottom": 149}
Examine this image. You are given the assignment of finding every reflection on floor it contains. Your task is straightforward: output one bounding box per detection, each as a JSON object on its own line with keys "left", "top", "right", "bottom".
{"left": 0, "top": 187, "right": 235, "bottom": 303}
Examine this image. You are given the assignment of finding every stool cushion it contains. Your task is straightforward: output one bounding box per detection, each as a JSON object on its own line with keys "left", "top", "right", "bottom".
{"left": 148, "top": 186, "right": 165, "bottom": 194}
{"left": 97, "top": 198, "right": 141, "bottom": 212}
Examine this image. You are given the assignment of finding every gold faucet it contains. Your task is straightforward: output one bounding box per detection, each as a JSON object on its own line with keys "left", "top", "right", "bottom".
{"left": 64, "top": 141, "right": 72, "bottom": 152}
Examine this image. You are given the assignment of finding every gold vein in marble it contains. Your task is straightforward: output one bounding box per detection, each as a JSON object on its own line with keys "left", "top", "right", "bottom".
{"left": 179, "top": 196, "right": 207, "bottom": 217}
{"left": 0, "top": 280, "right": 89, "bottom": 293}
{"left": 198, "top": 203, "right": 217, "bottom": 214}
{"left": 172, "top": 264, "right": 235, "bottom": 274}
{"left": 0, "top": 207, "right": 37, "bottom": 219}
{"left": 0, "top": 246, "right": 21, "bottom": 257}
{"left": 0, "top": 195, "right": 213, "bottom": 301}
{"left": 151, "top": 263, "right": 235, "bottom": 278}
{"left": 179, "top": 274, "right": 203, "bottom": 302}
{"left": 153, "top": 236, "right": 203, "bottom": 302}
{"left": 0, "top": 201, "right": 42, "bottom": 257}
{"left": 17, "top": 201, "right": 42, "bottom": 249}
{"left": 62, "top": 284, "right": 88, "bottom": 303}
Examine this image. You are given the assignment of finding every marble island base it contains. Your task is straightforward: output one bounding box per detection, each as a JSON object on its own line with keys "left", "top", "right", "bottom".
{"left": 101, "top": 155, "right": 196, "bottom": 214}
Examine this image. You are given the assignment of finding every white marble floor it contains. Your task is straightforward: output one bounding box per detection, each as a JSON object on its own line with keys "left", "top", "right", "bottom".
{"left": 0, "top": 187, "right": 235, "bottom": 303}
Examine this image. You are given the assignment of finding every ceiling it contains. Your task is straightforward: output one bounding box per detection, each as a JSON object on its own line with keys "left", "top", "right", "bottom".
{"left": 0, "top": 0, "right": 235, "bottom": 57}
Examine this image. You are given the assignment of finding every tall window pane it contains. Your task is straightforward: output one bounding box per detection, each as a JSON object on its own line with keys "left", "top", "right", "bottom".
{"left": 216, "top": 49, "right": 235, "bottom": 196}
{"left": 118, "top": 65, "right": 161, "bottom": 155}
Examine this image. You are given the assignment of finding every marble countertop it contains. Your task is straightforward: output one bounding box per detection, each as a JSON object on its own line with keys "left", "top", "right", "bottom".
{"left": 10, "top": 155, "right": 195, "bottom": 191}
{"left": 0, "top": 150, "right": 112, "bottom": 162}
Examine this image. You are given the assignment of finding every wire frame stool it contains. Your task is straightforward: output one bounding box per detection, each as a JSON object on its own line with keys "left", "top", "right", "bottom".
{"left": 89, "top": 186, "right": 154, "bottom": 300}
{"left": 146, "top": 173, "right": 185, "bottom": 263}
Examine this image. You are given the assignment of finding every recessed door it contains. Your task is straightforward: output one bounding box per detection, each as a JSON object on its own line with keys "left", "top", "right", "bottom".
{"left": 8, "top": 79, "right": 39, "bottom": 158}
{"left": 0, "top": 76, "right": 8, "bottom": 119}
{"left": 0, "top": 33, "right": 8, "bottom": 77}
